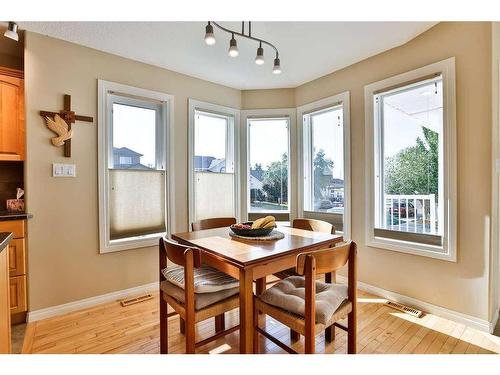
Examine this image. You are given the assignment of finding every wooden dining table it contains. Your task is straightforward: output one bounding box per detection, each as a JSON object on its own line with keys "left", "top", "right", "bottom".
{"left": 172, "top": 225, "right": 343, "bottom": 354}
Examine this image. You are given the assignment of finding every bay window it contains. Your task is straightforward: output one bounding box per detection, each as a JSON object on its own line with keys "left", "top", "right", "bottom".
{"left": 188, "top": 99, "right": 239, "bottom": 225}
{"left": 365, "top": 58, "right": 456, "bottom": 260}
{"left": 245, "top": 113, "right": 291, "bottom": 221}
{"left": 298, "top": 92, "right": 351, "bottom": 236}
{"left": 98, "top": 80, "right": 173, "bottom": 253}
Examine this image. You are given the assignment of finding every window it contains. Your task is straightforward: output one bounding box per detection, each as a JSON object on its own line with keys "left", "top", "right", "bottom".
{"left": 247, "top": 117, "right": 290, "bottom": 216}
{"left": 188, "top": 99, "right": 239, "bottom": 224}
{"left": 365, "top": 58, "right": 456, "bottom": 260}
{"left": 98, "top": 80, "right": 173, "bottom": 253}
{"left": 298, "top": 92, "right": 351, "bottom": 236}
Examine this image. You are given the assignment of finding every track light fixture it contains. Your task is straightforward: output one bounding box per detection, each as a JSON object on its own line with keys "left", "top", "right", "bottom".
{"left": 228, "top": 33, "right": 238, "bottom": 57}
{"left": 255, "top": 42, "right": 264, "bottom": 65}
{"left": 204, "top": 21, "right": 281, "bottom": 74}
{"left": 273, "top": 54, "right": 281, "bottom": 74}
{"left": 204, "top": 22, "right": 216, "bottom": 45}
{"left": 4, "top": 22, "right": 19, "bottom": 42}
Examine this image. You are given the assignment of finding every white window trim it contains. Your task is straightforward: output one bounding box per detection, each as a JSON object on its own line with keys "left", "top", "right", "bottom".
{"left": 364, "top": 57, "right": 457, "bottom": 261}
{"left": 98, "top": 80, "right": 175, "bottom": 253}
{"left": 188, "top": 99, "right": 241, "bottom": 227}
{"left": 297, "top": 92, "right": 351, "bottom": 239}
{"left": 241, "top": 108, "right": 296, "bottom": 220}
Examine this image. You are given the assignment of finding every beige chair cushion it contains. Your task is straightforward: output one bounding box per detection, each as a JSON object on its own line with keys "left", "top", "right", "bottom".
{"left": 160, "top": 280, "right": 239, "bottom": 310}
{"left": 161, "top": 265, "right": 239, "bottom": 293}
{"left": 258, "top": 276, "right": 348, "bottom": 324}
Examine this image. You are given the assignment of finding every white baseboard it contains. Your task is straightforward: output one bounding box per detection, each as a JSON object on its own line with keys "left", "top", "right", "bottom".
{"left": 27, "top": 282, "right": 159, "bottom": 322}
{"left": 337, "top": 275, "right": 494, "bottom": 333}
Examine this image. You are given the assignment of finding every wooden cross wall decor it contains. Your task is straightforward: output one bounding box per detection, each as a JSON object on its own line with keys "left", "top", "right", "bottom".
{"left": 40, "top": 94, "right": 94, "bottom": 157}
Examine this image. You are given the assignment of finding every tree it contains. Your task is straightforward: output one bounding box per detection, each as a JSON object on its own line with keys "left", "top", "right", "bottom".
{"left": 262, "top": 153, "right": 288, "bottom": 204}
{"left": 384, "top": 127, "right": 439, "bottom": 197}
{"left": 313, "top": 149, "right": 334, "bottom": 200}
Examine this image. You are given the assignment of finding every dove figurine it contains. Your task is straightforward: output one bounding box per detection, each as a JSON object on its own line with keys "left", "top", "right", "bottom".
{"left": 44, "top": 114, "right": 73, "bottom": 147}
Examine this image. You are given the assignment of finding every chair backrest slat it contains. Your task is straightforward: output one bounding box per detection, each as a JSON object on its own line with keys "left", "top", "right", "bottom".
{"left": 293, "top": 218, "right": 335, "bottom": 234}
{"left": 160, "top": 237, "right": 202, "bottom": 268}
{"left": 296, "top": 241, "right": 352, "bottom": 276}
{"left": 192, "top": 217, "right": 237, "bottom": 231}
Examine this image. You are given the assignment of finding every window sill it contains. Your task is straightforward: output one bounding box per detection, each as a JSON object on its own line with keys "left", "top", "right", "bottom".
{"left": 366, "top": 236, "right": 456, "bottom": 262}
{"left": 100, "top": 232, "right": 165, "bottom": 254}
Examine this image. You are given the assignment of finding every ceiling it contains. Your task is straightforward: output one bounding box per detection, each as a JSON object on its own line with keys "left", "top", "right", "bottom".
{"left": 18, "top": 21, "right": 437, "bottom": 90}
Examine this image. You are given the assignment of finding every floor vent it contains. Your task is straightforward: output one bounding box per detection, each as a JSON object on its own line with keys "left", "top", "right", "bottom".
{"left": 120, "top": 294, "right": 153, "bottom": 307}
{"left": 385, "top": 301, "right": 424, "bottom": 318}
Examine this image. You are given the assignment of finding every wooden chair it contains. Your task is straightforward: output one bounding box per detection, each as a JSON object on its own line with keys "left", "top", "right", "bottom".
{"left": 159, "top": 237, "right": 240, "bottom": 354}
{"left": 254, "top": 241, "right": 357, "bottom": 354}
{"left": 273, "top": 218, "right": 337, "bottom": 342}
{"left": 185, "top": 217, "right": 236, "bottom": 334}
{"left": 191, "top": 217, "right": 236, "bottom": 232}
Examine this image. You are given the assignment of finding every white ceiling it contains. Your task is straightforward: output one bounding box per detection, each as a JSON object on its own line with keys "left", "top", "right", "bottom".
{"left": 18, "top": 21, "right": 437, "bottom": 90}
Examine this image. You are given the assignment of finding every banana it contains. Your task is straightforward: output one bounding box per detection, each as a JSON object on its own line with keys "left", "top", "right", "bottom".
{"left": 251, "top": 217, "right": 267, "bottom": 229}
{"left": 263, "top": 220, "right": 276, "bottom": 229}
{"left": 251, "top": 215, "right": 276, "bottom": 229}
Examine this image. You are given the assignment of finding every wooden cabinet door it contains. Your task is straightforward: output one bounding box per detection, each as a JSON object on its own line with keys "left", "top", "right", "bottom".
{"left": 8, "top": 239, "right": 25, "bottom": 277}
{"left": 9, "top": 275, "right": 26, "bottom": 314}
{"left": 0, "top": 71, "right": 24, "bottom": 161}
{"left": 0, "top": 220, "right": 25, "bottom": 239}
{"left": 0, "top": 249, "right": 11, "bottom": 354}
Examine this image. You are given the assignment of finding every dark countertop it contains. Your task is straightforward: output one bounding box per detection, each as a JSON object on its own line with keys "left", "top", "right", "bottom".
{"left": 0, "top": 211, "right": 33, "bottom": 222}
{"left": 0, "top": 232, "right": 13, "bottom": 253}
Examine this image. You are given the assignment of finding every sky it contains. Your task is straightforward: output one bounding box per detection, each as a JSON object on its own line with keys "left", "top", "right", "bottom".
{"left": 112, "top": 103, "right": 156, "bottom": 167}
{"left": 248, "top": 119, "right": 289, "bottom": 167}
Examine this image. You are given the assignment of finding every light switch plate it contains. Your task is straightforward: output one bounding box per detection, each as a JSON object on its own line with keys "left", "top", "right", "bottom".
{"left": 53, "top": 163, "right": 76, "bottom": 177}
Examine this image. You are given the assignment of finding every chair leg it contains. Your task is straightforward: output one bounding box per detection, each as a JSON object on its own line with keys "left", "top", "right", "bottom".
{"left": 253, "top": 299, "right": 260, "bottom": 354}
{"left": 347, "top": 311, "right": 357, "bottom": 354}
{"left": 179, "top": 318, "right": 185, "bottom": 334}
{"left": 185, "top": 314, "right": 196, "bottom": 354}
{"left": 215, "top": 313, "right": 225, "bottom": 333}
{"left": 290, "top": 329, "right": 300, "bottom": 342}
{"left": 159, "top": 293, "right": 168, "bottom": 354}
{"left": 304, "top": 331, "right": 315, "bottom": 354}
{"left": 325, "top": 325, "right": 335, "bottom": 343}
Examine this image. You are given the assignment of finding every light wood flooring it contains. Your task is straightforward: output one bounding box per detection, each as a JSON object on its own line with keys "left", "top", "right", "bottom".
{"left": 21, "top": 289, "right": 500, "bottom": 354}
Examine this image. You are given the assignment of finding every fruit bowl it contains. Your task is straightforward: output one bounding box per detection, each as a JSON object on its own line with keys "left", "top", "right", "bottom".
{"left": 230, "top": 222, "right": 275, "bottom": 237}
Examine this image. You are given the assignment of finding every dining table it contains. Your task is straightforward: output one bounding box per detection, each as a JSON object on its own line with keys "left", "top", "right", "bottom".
{"left": 171, "top": 224, "right": 344, "bottom": 354}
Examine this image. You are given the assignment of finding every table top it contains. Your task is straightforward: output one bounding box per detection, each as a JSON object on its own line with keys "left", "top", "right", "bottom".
{"left": 172, "top": 226, "right": 343, "bottom": 267}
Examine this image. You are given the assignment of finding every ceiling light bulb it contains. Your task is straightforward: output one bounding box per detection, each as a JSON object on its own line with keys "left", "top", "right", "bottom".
{"left": 4, "top": 22, "right": 19, "bottom": 42}
{"left": 273, "top": 57, "right": 281, "bottom": 74}
{"left": 255, "top": 43, "right": 264, "bottom": 65}
{"left": 204, "top": 22, "right": 216, "bottom": 45}
{"left": 228, "top": 34, "right": 238, "bottom": 57}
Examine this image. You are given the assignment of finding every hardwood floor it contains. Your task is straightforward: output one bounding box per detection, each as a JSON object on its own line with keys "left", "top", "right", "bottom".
{"left": 22, "top": 290, "right": 500, "bottom": 354}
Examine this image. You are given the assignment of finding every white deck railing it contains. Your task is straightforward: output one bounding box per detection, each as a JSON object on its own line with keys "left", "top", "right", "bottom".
{"left": 384, "top": 194, "right": 437, "bottom": 234}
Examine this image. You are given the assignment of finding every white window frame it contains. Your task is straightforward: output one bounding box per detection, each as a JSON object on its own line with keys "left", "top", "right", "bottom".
{"left": 188, "top": 99, "right": 240, "bottom": 227}
{"left": 297, "top": 92, "right": 351, "bottom": 239}
{"left": 241, "top": 108, "right": 295, "bottom": 220}
{"left": 364, "top": 57, "right": 457, "bottom": 261}
{"left": 98, "top": 80, "right": 175, "bottom": 253}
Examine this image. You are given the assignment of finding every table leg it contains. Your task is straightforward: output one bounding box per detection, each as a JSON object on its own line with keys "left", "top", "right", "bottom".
{"left": 255, "top": 277, "right": 266, "bottom": 295}
{"left": 239, "top": 268, "right": 254, "bottom": 354}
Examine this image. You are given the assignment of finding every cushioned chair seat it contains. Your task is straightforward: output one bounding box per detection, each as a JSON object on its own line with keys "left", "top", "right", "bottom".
{"left": 160, "top": 280, "right": 239, "bottom": 310}
{"left": 273, "top": 267, "right": 298, "bottom": 279}
{"left": 258, "top": 276, "right": 348, "bottom": 324}
{"left": 161, "top": 265, "right": 239, "bottom": 293}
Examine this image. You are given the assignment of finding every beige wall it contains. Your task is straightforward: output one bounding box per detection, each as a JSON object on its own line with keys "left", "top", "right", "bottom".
{"left": 24, "top": 23, "right": 494, "bottom": 321}
{"left": 24, "top": 32, "right": 240, "bottom": 310}
{"left": 295, "top": 22, "right": 492, "bottom": 320}
{"left": 241, "top": 88, "right": 295, "bottom": 109}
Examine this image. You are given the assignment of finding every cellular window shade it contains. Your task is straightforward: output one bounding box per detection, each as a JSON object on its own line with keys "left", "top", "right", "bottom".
{"left": 109, "top": 169, "right": 166, "bottom": 240}
{"left": 194, "top": 172, "right": 235, "bottom": 221}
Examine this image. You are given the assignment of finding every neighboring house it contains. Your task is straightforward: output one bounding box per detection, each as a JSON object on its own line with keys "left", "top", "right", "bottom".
{"left": 250, "top": 174, "right": 263, "bottom": 190}
{"left": 319, "top": 166, "right": 344, "bottom": 201}
{"left": 113, "top": 147, "right": 152, "bottom": 170}
{"left": 194, "top": 156, "right": 226, "bottom": 172}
